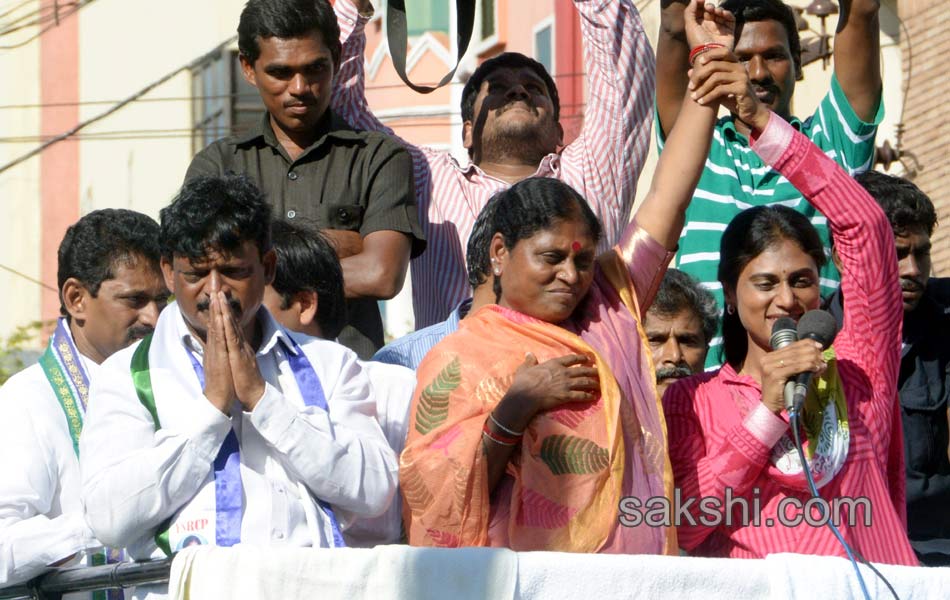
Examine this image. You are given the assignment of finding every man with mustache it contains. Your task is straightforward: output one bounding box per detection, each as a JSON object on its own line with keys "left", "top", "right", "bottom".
{"left": 0, "top": 209, "right": 167, "bottom": 593}
{"left": 656, "top": 0, "right": 884, "bottom": 367}
{"left": 185, "top": 0, "right": 425, "bottom": 360}
{"left": 824, "top": 171, "right": 950, "bottom": 566}
{"left": 644, "top": 269, "right": 718, "bottom": 398}
{"left": 333, "top": 0, "right": 655, "bottom": 329}
{"left": 79, "top": 176, "right": 397, "bottom": 597}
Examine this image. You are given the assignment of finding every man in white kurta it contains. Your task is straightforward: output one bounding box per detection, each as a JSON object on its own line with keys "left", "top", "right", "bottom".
{"left": 80, "top": 303, "right": 397, "bottom": 555}
{"left": 79, "top": 174, "right": 397, "bottom": 600}
{"left": 0, "top": 209, "right": 168, "bottom": 595}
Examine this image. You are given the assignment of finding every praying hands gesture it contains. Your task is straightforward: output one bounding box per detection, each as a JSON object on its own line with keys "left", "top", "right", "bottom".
{"left": 203, "top": 288, "right": 266, "bottom": 415}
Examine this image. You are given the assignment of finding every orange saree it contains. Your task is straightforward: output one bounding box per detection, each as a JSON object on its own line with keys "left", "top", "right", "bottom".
{"left": 400, "top": 238, "right": 677, "bottom": 554}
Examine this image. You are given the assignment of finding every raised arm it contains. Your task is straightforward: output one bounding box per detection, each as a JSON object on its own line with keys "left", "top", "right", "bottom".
{"left": 656, "top": 0, "right": 691, "bottom": 139}
{"left": 749, "top": 110, "right": 901, "bottom": 413}
{"left": 832, "top": 0, "right": 882, "bottom": 122}
{"left": 560, "top": 0, "right": 655, "bottom": 246}
{"left": 632, "top": 0, "right": 732, "bottom": 253}
{"left": 332, "top": 0, "right": 395, "bottom": 135}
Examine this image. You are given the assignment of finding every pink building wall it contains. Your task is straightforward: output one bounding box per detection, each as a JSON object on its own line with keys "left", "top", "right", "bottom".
{"left": 39, "top": 11, "right": 80, "bottom": 324}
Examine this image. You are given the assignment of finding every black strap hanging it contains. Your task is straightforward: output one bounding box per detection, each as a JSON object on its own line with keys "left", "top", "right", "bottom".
{"left": 386, "top": 0, "right": 477, "bottom": 94}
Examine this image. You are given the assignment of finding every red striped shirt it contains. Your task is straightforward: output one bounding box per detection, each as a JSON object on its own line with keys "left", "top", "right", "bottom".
{"left": 332, "top": 0, "right": 655, "bottom": 328}
{"left": 662, "top": 115, "right": 916, "bottom": 565}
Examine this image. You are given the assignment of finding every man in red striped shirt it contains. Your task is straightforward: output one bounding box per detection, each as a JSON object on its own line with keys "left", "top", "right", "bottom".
{"left": 332, "top": 0, "right": 655, "bottom": 328}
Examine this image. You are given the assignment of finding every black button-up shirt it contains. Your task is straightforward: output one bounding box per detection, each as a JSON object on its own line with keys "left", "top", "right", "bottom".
{"left": 185, "top": 111, "right": 425, "bottom": 358}
{"left": 827, "top": 279, "right": 950, "bottom": 564}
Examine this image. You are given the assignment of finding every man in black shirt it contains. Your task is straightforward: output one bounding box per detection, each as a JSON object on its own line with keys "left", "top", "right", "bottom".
{"left": 186, "top": 0, "right": 424, "bottom": 358}
{"left": 825, "top": 171, "right": 949, "bottom": 565}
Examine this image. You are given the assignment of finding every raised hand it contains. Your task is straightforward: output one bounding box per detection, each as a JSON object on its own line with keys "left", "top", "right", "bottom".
{"left": 688, "top": 46, "right": 771, "bottom": 131}
{"left": 203, "top": 289, "right": 236, "bottom": 415}
{"left": 218, "top": 290, "right": 267, "bottom": 412}
{"left": 684, "top": 0, "right": 736, "bottom": 50}
{"left": 760, "top": 339, "right": 827, "bottom": 414}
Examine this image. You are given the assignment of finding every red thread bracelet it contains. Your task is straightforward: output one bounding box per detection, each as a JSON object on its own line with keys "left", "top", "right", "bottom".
{"left": 689, "top": 42, "right": 726, "bottom": 66}
{"left": 482, "top": 422, "right": 521, "bottom": 446}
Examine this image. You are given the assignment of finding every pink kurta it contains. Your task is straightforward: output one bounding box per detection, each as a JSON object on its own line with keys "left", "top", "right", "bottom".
{"left": 663, "top": 114, "right": 916, "bottom": 565}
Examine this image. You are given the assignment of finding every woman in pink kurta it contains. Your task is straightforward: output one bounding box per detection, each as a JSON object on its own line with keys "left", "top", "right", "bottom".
{"left": 662, "top": 106, "right": 916, "bottom": 565}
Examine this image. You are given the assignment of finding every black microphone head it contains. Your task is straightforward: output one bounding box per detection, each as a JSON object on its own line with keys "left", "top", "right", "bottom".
{"left": 797, "top": 309, "right": 838, "bottom": 349}
{"left": 770, "top": 317, "right": 799, "bottom": 350}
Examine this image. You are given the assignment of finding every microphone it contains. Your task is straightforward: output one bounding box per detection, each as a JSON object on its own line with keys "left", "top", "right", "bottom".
{"left": 769, "top": 317, "right": 799, "bottom": 412}
{"left": 789, "top": 310, "right": 839, "bottom": 415}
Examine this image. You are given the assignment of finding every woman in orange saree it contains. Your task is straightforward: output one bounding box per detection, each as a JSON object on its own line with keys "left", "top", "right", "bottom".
{"left": 400, "top": 0, "right": 730, "bottom": 554}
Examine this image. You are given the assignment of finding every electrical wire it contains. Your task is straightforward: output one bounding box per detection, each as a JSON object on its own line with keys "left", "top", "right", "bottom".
{"left": 0, "top": 0, "right": 91, "bottom": 50}
{"left": 0, "top": 1, "right": 80, "bottom": 37}
{"left": 0, "top": 71, "right": 590, "bottom": 111}
{"left": 0, "top": 0, "right": 44, "bottom": 22}
{"left": 788, "top": 411, "right": 900, "bottom": 600}
{"left": 0, "top": 35, "right": 237, "bottom": 174}
{"left": 0, "top": 262, "right": 56, "bottom": 291}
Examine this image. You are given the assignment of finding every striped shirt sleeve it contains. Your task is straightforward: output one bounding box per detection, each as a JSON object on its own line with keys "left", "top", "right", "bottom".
{"left": 752, "top": 112, "right": 901, "bottom": 417}
{"left": 560, "top": 0, "right": 655, "bottom": 245}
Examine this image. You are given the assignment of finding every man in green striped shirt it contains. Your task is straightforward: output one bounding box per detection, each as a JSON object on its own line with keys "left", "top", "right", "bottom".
{"left": 656, "top": 0, "right": 883, "bottom": 367}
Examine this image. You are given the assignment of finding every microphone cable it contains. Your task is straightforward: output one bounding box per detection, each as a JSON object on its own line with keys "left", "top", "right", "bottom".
{"left": 788, "top": 411, "right": 901, "bottom": 600}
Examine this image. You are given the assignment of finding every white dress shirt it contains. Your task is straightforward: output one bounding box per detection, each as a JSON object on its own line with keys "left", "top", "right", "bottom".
{"left": 342, "top": 360, "right": 416, "bottom": 547}
{"left": 0, "top": 326, "right": 100, "bottom": 596}
{"left": 79, "top": 303, "right": 397, "bottom": 567}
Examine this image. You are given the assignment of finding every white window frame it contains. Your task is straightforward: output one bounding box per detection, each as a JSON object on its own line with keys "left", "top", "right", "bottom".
{"left": 472, "top": 0, "right": 499, "bottom": 55}
{"left": 532, "top": 15, "right": 555, "bottom": 73}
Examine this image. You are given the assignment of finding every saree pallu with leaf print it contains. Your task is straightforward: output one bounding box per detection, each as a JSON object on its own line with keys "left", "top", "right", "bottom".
{"left": 400, "top": 250, "right": 676, "bottom": 555}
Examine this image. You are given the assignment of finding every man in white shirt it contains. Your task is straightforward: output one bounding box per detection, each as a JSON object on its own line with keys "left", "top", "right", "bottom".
{"left": 0, "top": 209, "right": 168, "bottom": 594}
{"left": 80, "top": 175, "right": 397, "bottom": 579}
{"left": 262, "top": 218, "right": 414, "bottom": 546}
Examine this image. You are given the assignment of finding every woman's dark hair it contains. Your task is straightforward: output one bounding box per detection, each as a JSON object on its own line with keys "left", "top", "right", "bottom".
{"left": 160, "top": 174, "right": 272, "bottom": 262}
{"left": 270, "top": 218, "right": 347, "bottom": 340}
{"left": 490, "top": 177, "right": 602, "bottom": 299}
{"left": 718, "top": 205, "right": 825, "bottom": 367}
{"left": 466, "top": 194, "right": 503, "bottom": 288}
{"left": 721, "top": 0, "right": 802, "bottom": 76}
{"left": 57, "top": 209, "right": 162, "bottom": 317}
{"left": 238, "top": 0, "right": 341, "bottom": 68}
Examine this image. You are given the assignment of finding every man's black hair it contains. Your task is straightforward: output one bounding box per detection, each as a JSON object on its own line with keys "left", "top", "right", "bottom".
{"left": 460, "top": 52, "right": 560, "bottom": 125}
{"left": 270, "top": 218, "right": 347, "bottom": 340}
{"left": 721, "top": 0, "right": 802, "bottom": 75}
{"left": 466, "top": 194, "right": 503, "bottom": 288}
{"left": 856, "top": 170, "right": 937, "bottom": 237}
{"left": 57, "top": 209, "right": 162, "bottom": 317}
{"left": 649, "top": 268, "right": 719, "bottom": 347}
{"left": 160, "top": 174, "right": 272, "bottom": 262}
{"left": 238, "top": 0, "right": 342, "bottom": 68}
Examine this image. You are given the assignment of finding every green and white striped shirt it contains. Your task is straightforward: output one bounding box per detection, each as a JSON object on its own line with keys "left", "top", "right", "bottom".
{"left": 658, "top": 74, "right": 883, "bottom": 367}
